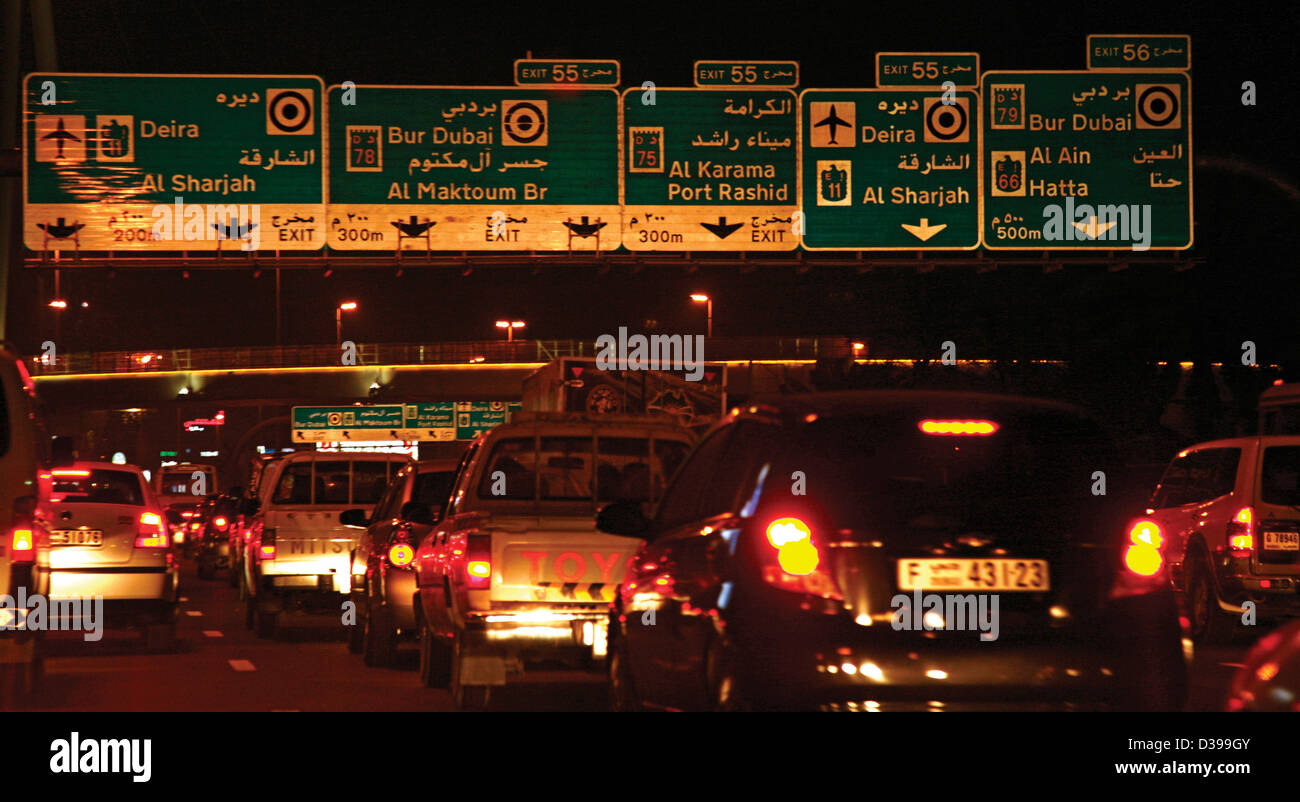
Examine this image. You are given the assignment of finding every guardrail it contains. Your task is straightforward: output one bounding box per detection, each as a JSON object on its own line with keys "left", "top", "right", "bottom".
{"left": 29, "top": 336, "right": 853, "bottom": 376}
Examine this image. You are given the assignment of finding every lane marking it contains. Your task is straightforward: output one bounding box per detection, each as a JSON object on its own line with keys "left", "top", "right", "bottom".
{"left": 203, "top": 630, "right": 223, "bottom": 638}
{"left": 1219, "top": 662, "right": 1247, "bottom": 668}
{"left": 228, "top": 659, "right": 256, "bottom": 671}
{"left": 180, "top": 597, "right": 189, "bottom": 602}
{"left": 185, "top": 610, "right": 204, "bottom": 617}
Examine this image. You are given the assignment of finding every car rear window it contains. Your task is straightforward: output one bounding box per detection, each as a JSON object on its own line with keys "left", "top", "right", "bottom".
{"left": 1260, "top": 446, "right": 1300, "bottom": 506}
{"left": 52, "top": 469, "right": 145, "bottom": 506}
{"left": 272, "top": 460, "right": 402, "bottom": 505}
{"left": 782, "top": 410, "right": 1116, "bottom": 535}
{"left": 415, "top": 470, "right": 457, "bottom": 508}
{"left": 476, "top": 435, "right": 690, "bottom": 502}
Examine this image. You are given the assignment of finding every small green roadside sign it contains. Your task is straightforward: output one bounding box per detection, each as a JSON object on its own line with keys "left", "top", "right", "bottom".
{"left": 693, "top": 61, "right": 799, "bottom": 87}
{"left": 1087, "top": 35, "right": 1190, "bottom": 71}
{"left": 513, "top": 60, "right": 620, "bottom": 86}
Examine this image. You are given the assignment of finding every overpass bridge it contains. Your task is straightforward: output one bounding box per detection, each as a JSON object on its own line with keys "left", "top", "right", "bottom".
{"left": 30, "top": 336, "right": 853, "bottom": 485}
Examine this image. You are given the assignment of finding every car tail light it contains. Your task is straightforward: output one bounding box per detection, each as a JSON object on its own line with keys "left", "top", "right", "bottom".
{"left": 388, "top": 542, "right": 415, "bottom": 567}
{"left": 1112, "top": 519, "right": 1167, "bottom": 598}
{"left": 213, "top": 516, "right": 228, "bottom": 531}
{"left": 259, "top": 526, "right": 276, "bottom": 560}
{"left": 918, "top": 419, "right": 999, "bottom": 436}
{"left": 1228, "top": 507, "right": 1254, "bottom": 555}
{"left": 466, "top": 534, "right": 491, "bottom": 589}
{"left": 759, "top": 516, "right": 841, "bottom": 599}
{"left": 135, "top": 511, "right": 169, "bottom": 548}
{"left": 10, "top": 495, "right": 37, "bottom": 564}
{"left": 51, "top": 469, "right": 90, "bottom": 478}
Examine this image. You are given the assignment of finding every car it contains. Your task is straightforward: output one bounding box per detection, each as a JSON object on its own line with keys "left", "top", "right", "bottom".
{"left": 242, "top": 452, "right": 411, "bottom": 639}
{"left": 412, "top": 413, "right": 694, "bottom": 709}
{"left": 596, "top": 391, "right": 1189, "bottom": 711}
{"left": 1224, "top": 619, "right": 1300, "bottom": 711}
{"left": 0, "top": 347, "right": 53, "bottom": 702}
{"left": 1143, "top": 435, "right": 1300, "bottom": 645}
{"left": 195, "top": 489, "right": 243, "bottom": 580}
{"left": 154, "top": 463, "right": 218, "bottom": 553}
{"left": 341, "top": 459, "right": 461, "bottom": 666}
{"left": 44, "top": 461, "right": 180, "bottom": 650}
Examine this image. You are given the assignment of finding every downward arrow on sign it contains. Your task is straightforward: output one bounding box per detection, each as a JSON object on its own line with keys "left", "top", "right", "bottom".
{"left": 901, "top": 218, "right": 947, "bottom": 242}
{"left": 1071, "top": 217, "right": 1118, "bottom": 240}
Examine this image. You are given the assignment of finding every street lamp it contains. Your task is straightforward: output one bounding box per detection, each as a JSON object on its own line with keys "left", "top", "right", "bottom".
{"left": 495, "top": 320, "right": 526, "bottom": 342}
{"left": 690, "top": 294, "right": 712, "bottom": 337}
{"left": 336, "top": 301, "right": 358, "bottom": 345}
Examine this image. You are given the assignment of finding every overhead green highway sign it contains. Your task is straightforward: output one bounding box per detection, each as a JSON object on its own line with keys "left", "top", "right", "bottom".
{"left": 328, "top": 85, "right": 620, "bottom": 251}
{"left": 622, "top": 88, "right": 799, "bottom": 250}
{"left": 24, "top": 73, "right": 325, "bottom": 252}
{"left": 293, "top": 402, "right": 521, "bottom": 442}
{"left": 800, "top": 88, "right": 981, "bottom": 250}
{"left": 981, "top": 70, "right": 1192, "bottom": 250}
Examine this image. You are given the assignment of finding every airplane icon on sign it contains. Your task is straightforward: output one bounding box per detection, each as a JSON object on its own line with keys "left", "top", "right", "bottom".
{"left": 40, "top": 118, "right": 81, "bottom": 158}
{"left": 813, "top": 105, "right": 852, "bottom": 145}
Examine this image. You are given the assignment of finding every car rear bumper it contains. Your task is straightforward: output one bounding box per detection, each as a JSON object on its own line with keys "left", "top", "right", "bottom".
{"left": 48, "top": 566, "right": 175, "bottom": 601}
{"left": 733, "top": 592, "right": 1187, "bottom": 711}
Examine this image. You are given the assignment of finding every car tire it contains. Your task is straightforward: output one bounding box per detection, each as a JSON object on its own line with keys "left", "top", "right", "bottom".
{"left": 347, "top": 594, "right": 365, "bottom": 654}
{"left": 608, "top": 635, "right": 640, "bottom": 712}
{"left": 705, "top": 635, "right": 749, "bottom": 711}
{"left": 255, "top": 609, "right": 278, "bottom": 640}
{"left": 363, "top": 600, "right": 396, "bottom": 668}
{"left": 418, "top": 620, "right": 451, "bottom": 688}
{"left": 450, "top": 630, "right": 489, "bottom": 711}
{"left": 1188, "top": 557, "right": 1233, "bottom": 646}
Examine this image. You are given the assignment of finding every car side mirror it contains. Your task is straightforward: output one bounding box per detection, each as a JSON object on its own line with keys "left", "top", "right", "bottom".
{"left": 164, "top": 509, "right": 183, "bottom": 526}
{"left": 339, "top": 508, "right": 369, "bottom": 528}
{"left": 399, "top": 501, "right": 435, "bottom": 526}
{"left": 596, "top": 500, "right": 650, "bottom": 538}
{"left": 50, "top": 435, "right": 76, "bottom": 468}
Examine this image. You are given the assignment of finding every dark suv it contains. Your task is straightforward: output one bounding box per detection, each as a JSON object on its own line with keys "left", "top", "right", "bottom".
{"left": 598, "top": 391, "right": 1188, "bottom": 711}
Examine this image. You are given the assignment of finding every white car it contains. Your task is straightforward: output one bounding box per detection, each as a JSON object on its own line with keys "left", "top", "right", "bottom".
{"left": 45, "top": 462, "right": 180, "bottom": 648}
{"left": 1145, "top": 436, "right": 1300, "bottom": 644}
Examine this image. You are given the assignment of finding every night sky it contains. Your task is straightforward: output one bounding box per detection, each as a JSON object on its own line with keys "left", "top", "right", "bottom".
{"left": 7, "top": 1, "right": 1299, "bottom": 369}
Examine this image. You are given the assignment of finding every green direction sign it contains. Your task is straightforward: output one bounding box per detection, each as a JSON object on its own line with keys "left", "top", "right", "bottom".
{"left": 328, "top": 86, "right": 620, "bottom": 251}
{"left": 514, "top": 60, "right": 620, "bottom": 86}
{"left": 1087, "top": 36, "right": 1190, "bottom": 71}
{"left": 453, "top": 401, "right": 522, "bottom": 440}
{"left": 622, "top": 88, "right": 798, "bottom": 250}
{"left": 24, "top": 73, "right": 325, "bottom": 252}
{"left": 693, "top": 61, "right": 799, "bottom": 87}
{"left": 292, "top": 405, "right": 405, "bottom": 442}
{"left": 801, "top": 89, "right": 980, "bottom": 250}
{"left": 981, "top": 71, "right": 1191, "bottom": 250}
{"left": 876, "top": 53, "right": 980, "bottom": 88}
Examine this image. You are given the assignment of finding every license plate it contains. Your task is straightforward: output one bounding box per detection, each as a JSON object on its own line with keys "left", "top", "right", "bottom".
{"left": 50, "top": 529, "right": 103, "bottom": 546}
{"left": 898, "top": 558, "right": 1050, "bottom": 591}
{"left": 1263, "top": 531, "right": 1300, "bottom": 551}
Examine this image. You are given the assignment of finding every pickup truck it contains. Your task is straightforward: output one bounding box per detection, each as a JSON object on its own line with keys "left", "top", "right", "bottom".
{"left": 242, "top": 452, "right": 410, "bottom": 638}
{"left": 412, "top": 412, "right": 694, "bottom": 709}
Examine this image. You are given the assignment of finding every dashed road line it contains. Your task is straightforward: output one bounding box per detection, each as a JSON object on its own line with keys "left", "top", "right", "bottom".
{"left": 228, "top": 659, "right": 256, "bottom": 671}
{"left": 185, "top": 610, "right": 203, "bottom": 616}
{"left": 203, "top": 630, "right": 223, "bottom": 638}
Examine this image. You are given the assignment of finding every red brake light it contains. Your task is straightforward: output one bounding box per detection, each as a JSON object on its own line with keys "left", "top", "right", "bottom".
{"left": 135, "top": 512, "right": 169, "bottom": 548}
{"left": 1228, "top": 507, "right": 1254, "bottom": 554}
{"left": 51, "top": 469, "right": 91, "bottom": 477}
{"left": 759, "top": 516, "right": 840, "bottom": 599}
{"left": 259, "top": 544, "right": 277, "bottom": 560}
{"left": 388, "top": 543, "right": 415, "bottom": 567}
{"left": 10, "top": 528, "right": 36, "bottom": 562}
{"left": 1112, "top": 519, "right": 1166, "bottom": 597}
{"left": 918, "top": 419, "right": 999, "bottom": 436}
{"left": 466, "top": 534, "right": 491, "bottom": 589}
{"left": 213, "top": 516, "right": 228, "bottom": 528}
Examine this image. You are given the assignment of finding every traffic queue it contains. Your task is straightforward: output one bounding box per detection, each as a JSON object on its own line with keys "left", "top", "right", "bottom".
{"left": 6, "top": 341, "right": 1300, "bottom": 711}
